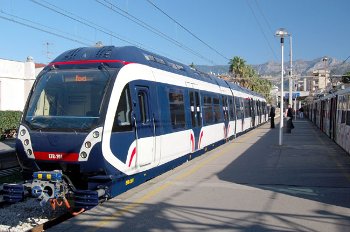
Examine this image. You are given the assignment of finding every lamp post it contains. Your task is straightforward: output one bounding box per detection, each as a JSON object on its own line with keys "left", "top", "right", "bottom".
{"left": 275, "top": 28, "right": 289, "bottom": 146}
{"left": 288, "top": 35, "right": 293, "bottom": 107}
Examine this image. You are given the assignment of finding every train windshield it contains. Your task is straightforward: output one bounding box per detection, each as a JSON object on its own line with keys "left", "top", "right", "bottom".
{"left": 25, "top": 69, "right": 115, "bottom": 131}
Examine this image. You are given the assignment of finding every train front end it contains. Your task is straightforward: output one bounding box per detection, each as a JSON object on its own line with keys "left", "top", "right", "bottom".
{"left": 4, "top": 48, "right": 125, "bottom": 211}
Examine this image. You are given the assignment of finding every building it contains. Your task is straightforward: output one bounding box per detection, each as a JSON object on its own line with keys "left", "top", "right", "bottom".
{"left": 307, "top": 69, "right": 330, "bottom": 95}
{"left": 0, "top": 57, "right": 44, "bottom": 111}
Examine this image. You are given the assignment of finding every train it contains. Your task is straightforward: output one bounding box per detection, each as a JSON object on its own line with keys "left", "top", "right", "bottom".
{"left": 304, "top": 86, "right": 350, "bottom": 154}
{"left": 4, "top": 46, "right": 268, "bottom": 212}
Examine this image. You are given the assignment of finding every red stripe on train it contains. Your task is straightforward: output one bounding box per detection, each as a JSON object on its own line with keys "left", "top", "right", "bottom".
{"left": 34, "top": 152, "right": 79, "bottom": 162}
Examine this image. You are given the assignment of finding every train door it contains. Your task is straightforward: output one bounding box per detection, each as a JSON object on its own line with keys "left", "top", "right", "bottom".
{"left": 330, "top": 96, "right": 337, "bottom": 140}
{"left": 257, "top": 101, "right": 262, "bottom": 124}
{"left": 189, "top": 91, "right": 202, "bottom": 151}
{"left": 132, "top": 85, "right": 156, "bottom": 167}
{"left": 222, "top": 95, "right": 229, "bottom": 140}
{"left": 251, "top": 99, "right": 255, "bottom": 127}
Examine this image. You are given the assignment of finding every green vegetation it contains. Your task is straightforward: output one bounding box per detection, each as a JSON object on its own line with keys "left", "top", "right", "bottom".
{"left": 342, "top": 71, "right": 350, "bottom": 83}
{"left": 0, "top": 111, "right": 22, "bottom": 132}
{"left": 228, "top": 56, "right": 273, "bottom": 103}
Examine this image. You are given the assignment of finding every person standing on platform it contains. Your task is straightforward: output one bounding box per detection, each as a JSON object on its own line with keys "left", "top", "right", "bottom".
{"left": 299, "top": 106, "right": 304, "bottom": 118}
{"left": 269, "top": 105, "right": 275, "bottom": 128}
{"left": 285, "top": 104, "right": 294, "bottom": 133}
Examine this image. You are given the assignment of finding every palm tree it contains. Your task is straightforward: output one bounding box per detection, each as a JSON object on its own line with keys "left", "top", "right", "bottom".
{"left": 228, "top": 56, "right": 246, "bottom": 78}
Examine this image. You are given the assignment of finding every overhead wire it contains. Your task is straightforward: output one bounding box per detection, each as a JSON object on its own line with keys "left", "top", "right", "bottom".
{"left": 253, "top": 0, "right": 275, "bottom": 37}
{"left": 30, "top": 0, "right": 142, "bottom": 48}
{"left": 0, "top": 10, "right": 91, "bottom": 46}
{"left": 246, "top": 0, "right": 278, "bottom": 61}
{"left": 146, "top": 0, "right": 229, "bottom": 62}
{"left": 28, "top": 0, "right": 192, "bottom": 64}
{"left": 95, "top": 0, "right": 217, "bottom": 65}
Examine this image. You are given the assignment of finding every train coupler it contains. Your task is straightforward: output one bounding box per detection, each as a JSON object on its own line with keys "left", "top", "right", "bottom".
{"left": 3, "top": 183, "right": 25, "bottom": 203}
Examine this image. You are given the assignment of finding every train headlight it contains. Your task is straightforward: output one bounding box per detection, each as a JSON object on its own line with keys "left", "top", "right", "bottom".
{"left": 80, "top": 151, "right": 87, "bottom": 159}
{"left": 85, "top": 141, "right": 91, "bottom": 148}
{"left": 27, "top": 149, "right": 33, "bottom": 156}
{"left": 92, "top": 131, "right": 100, "bottom": 138}
{"left": 20, "top": 129, "right": 26, "bottom": 136}
{"left": 24, "top": 139, "right": 29, "bottom": 146}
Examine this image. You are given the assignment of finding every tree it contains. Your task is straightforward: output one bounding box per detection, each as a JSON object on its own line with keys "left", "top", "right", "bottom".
{"left": 228, "top": 55, "right": 273, "bottom": 103}
{"left": 228, "top": 56, "right": 246, "bottom": 77}
{"left": 342, "top": 71, "right": 350, "bottom": 83}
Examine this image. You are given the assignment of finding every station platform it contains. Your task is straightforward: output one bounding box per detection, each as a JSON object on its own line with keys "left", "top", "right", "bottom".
{"left": 49, "top": 118, "right": 350, "bottom": 232}
{"left": 0, "top": 139, "right": 17, "bottom": 169}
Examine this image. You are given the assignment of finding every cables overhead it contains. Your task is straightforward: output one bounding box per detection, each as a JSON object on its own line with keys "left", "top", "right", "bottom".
{"left": 29, "top": 0, "right": 183, "bottom": 62}
{"left": 0, "top": 10, "right": 91, "bottom": 46}
{"left": 146, "top": 0, "right": 229, "bottom": 62}
{"left": 95, "top": 0, "right": 217, "bottom": 65}
{"left": 246, "top": 0, "right": 278, "bottom": 61}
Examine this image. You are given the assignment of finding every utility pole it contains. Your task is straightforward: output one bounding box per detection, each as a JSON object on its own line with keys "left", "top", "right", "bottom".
{"left": 43, "top": 42, "right": 53, "bottom": 63}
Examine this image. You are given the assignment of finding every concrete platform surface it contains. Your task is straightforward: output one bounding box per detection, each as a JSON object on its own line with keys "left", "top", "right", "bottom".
{"left": 49, "top": 119, "right": 350, "bottom": 232}
{"left": 0, "top": 139, "right": 17, "bottom": 169}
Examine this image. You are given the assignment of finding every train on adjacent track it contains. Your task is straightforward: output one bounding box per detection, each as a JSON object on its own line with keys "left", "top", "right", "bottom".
{"left": 304, "top": 86, "right": 350, "bottom": 155}
{"left": 4, "top": 46, "right": 268, "bottom": 211}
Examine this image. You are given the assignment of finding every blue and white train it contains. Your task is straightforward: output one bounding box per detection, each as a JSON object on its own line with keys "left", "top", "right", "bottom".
{"left": 5, "top": 46, "right": 267, "bottom": 211}
{"left": 305, "top": 86, "right": 350, "bottom": 155}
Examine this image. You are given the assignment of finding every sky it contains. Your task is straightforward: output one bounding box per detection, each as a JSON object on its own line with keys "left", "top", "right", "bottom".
{"left": 0, "top": 0, "right": 349, "bottom": 66}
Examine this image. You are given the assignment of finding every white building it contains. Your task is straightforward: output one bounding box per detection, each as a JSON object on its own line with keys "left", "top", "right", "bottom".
{"left": 0, "top": 57, "right": 44, "bottom": 111}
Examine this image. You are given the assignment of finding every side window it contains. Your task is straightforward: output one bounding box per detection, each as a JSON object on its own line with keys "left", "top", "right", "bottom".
{"left": 169, "top": 90, "right": 186, "bottom": 129}
{"left": 244, "top": 99, "right": 250, "bottom": 117}
{"left": 346, "top": 111, "right": 350, "bottom": 126}
{"left": 138, "top": 90, "right": 149, "bottom": 124}
{"left": 203, "top": 95, "right": 213, "bottom": 125}
{"left": 235, "top": 97, "right": 242, "bottom": 119}
{"left": 113, "top": 85, "right": 132, "bottom": 132}
{"left": 222, "top": 96, "right": 228, "bottom": 121}
{"left": 213, "top": 96, "right": 221, "bottom": 123}
{"left": 229, "top": 97, "right": 235, "bottom": 119}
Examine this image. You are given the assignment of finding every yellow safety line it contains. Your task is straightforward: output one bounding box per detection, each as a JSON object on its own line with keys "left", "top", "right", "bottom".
{"left": 87, "top": 127, "right": 264, "bottom": 231}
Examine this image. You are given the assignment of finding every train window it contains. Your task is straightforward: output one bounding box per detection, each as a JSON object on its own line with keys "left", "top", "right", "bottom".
{"left": 138, "top": 91, "right": 149, "bottom": 124}
{"left": 235, "top": 97, "right": 242, "bottom": 119}
{"left": 203, "top": 95, "right": 213, "bottom": 125}
{"left": 25, "top": 69, "right": 113, "bottom": 131}
{"left": 346, "top": 111, "right": 350, "bottom": 126}
{"left": 229, "top": 97, "right": 235, "bottom": 119}
{"left": 113, "top": 85, "right": 132, "bottom": 132}
{"left": 169, "top": 91, "right": 186, "bottom": 129}
{"left": 213, "top": 97, "right": 222, "bottom": 123}
{"left": 244, "top": 99, "right": 251, "bottom": 117}
{"left": 341, "top": 111, "right": 346, "bottom": 124}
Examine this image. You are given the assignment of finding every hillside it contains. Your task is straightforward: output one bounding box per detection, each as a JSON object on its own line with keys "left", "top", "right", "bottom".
{"left": 196, "top": 57, "right": 350, "bottom": 79}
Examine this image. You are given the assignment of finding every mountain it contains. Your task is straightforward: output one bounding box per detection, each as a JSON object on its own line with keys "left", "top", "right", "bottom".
{"left": 195, "top": 57, "right": 350, "bottom": 78}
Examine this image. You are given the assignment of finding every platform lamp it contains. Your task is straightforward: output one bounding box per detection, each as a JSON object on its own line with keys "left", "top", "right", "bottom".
{"left": 275, "top": 28, "right": 289, "bottom": 146}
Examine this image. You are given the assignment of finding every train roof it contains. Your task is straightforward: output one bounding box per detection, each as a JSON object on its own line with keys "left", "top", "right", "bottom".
{"left": 50, "top": 46, "right": 265, "bottom": 100}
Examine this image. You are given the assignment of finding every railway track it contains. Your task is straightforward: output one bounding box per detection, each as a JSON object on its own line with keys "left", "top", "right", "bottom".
{"left": 0, "top": 196, "right": 73, "bottom": 231}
